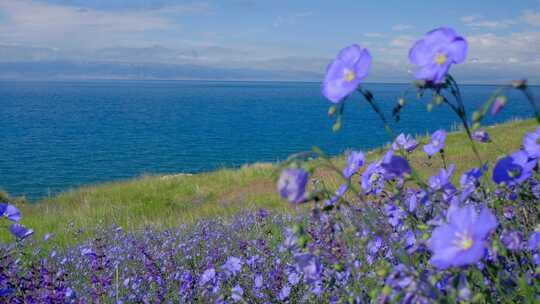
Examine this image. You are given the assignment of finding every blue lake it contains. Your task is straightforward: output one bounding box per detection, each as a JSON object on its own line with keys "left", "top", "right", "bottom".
{"left": 0, "top": 80, "right": 536, "bottom": 201}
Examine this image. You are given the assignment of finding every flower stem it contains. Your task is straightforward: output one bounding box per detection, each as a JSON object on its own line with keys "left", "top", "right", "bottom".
{"left": 521, "top": 87, "right": 540, "bottom": 123}
{"left": 357, "top": 87, "right": 427, "bottom": 188}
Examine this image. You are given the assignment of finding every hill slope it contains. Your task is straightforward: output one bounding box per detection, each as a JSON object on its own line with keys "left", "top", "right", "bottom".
{"left": 11, "top": 119, "right": 538, "bottom": 245}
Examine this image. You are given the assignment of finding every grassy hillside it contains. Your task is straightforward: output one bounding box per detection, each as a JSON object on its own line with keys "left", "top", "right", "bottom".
{"left": 7, "top": 118, "right": 538, "bottom": 245}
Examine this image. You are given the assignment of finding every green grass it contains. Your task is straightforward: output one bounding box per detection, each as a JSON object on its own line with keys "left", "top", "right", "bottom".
{"left": 7, "top": 118, "right": 538, "bottom": 246}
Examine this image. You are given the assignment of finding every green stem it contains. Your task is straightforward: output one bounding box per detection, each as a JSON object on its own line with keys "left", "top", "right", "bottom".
{"left": 357, "top": 87, "right": 427, "bottom": 188}
{"left": 441, "top": 95, "right": 483, "bottom": 167}
{"left": 521, "top": 87, "right": 540, "bottom": 123}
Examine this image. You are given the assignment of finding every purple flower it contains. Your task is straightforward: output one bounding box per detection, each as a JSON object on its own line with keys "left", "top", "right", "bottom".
{"left": 254, "top": 274, "right": 263, "bottom": 289}
{"left": 43, "top": 233, "right": 54, "bottom": 241}
{"left": 528, "top": 232, "right": 540, "bottom": 251}
{"left": 423, "top": 129, "right": 446, "bottom": 157}
{"left": 523, "top": 127, "right": 540, "bottom": 159}
{"left": 294, "top": 253, "right": 321, "bottom": 283}
{"left": 392, "top": 133, "right": 418, "bottom": 153}
{"left": 429, "top": 205, "right": 497, "bottom": 269}
{"left": 200, "top": 268, "right": 216, "bottom": 285}
{"left": 278, "top": 285, "right": 291, "bottom": 300}
{"left": 277, "top": 168, "right": 308, "bottom": 204}
{"left": 287, "top": 271, "right": 301, "bottom": 285}
{"left": 385, "top": 203, "right": 404, "bottom": 227}
{"left": 0, "top": 203, "right": 21, "bottom": 222}
{"left": 322, "top": 44, "right": 372, "bottom": 103}
{"left": 471, "top": 130, "right": 490, "bottom": 143}
{"left": 231, "top": 285, "right": 244, "bottom": 302}
{"left": 343, "top": 150, "right": 365, "bottom": 179}
{"left": 409, "top": 27, "right": 467, "bottom": 84}
{"left": 428, "top": 164, "right": 456, "bottom": 192}
{"left": 460, "top": 166, "right": 484, "bottom": 188}
{"left": 223, "top": 256, "right": 242, "bottom": 276}
{"left": 492, "top": 150, "right": 536, "bottom": 185}
{"left": 459, "top": 165, "right": 487, "bottom": 200}
{"left": 381, "top": 150, "right": 411, "bottom": 179}
{"left": 361, "top": 161, "right": 385, "bottom": 195}
{"left": 500, "top": 230, "right": 523, "bottom": 251}
{"left": 8, "top": 223, "right": 33, "bottom": 239}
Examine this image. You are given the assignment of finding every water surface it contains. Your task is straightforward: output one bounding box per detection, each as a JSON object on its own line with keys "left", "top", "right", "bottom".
{"left": 0, "top": 80, "right": 536, "bottom": 200}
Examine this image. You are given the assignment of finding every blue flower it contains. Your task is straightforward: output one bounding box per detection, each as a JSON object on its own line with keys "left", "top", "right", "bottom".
{"left": 322, "top": 44, "right": 372, "bottom": 103}
{"left": 428, "top": 205, "right": 497, "bottom": 269}
{"left": 223, "top": 256, "right": 242, "bottom": 276}
{"left": 524, "top": 126, "right": 540, "bottom": 159}
{"left": 471, "top": 130, "right": 490, "bottom": 143}
{"left": 8, "top": 223, "right": 33, "bottom": 239}
{"left": 392, "top": 133, "right": 418, "bottom": 153}
{"left": 278, "top": 285, "right": 291, "bottom": 301}
{"left": 200, "top": 268, "right": 216, "bottom": 285}
{"left": 492, "top": 150, "right": 536, "bottom": 185}
{"left": 361, "top": 161, "right": 385, "bottom": 195}
{"left": 409, "top": 27, "right": 467, "bottom": 84}
{"left": 294, "top": 253, "right": 321, "bottom": 283}
{"left": 343, "top": 150, "right": 365, "bottom": 179}
{"left": 231, "top": 285, "right": 244, "bottom": 302}
{"left": 423, "top": 130, "right": 446, "bottom": 157}
{"left": 381, "top": 150, "right": 411, "bottom": 179}
{"left": 428, "top": 164, "right": 456, "bottom": 192}
{"left": 459, "top": 165, "right": 487, "bottom": 200}
{"left": 500, "top": 230, "right": 523, "bottom": 251}
{"left": 277, "top": 168, "right": 308, "bottom": 204}
{"left": 528, "top": 232, "right": 540, "bottom": 252}
{"left": 0, "top": 203, "right": 21, "bottom": 222}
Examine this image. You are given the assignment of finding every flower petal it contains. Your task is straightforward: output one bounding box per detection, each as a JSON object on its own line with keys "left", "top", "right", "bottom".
{"left": 352, "top": 48, "right": 372, "bottom": 81}
{"left": 446, "top": 37, "right": 468, "bottom": 64}
{"left": 337, "top": 44, "right": 363, "bottom": 64}
{"left": 472, "top": 206, "right": 498, "bottom": 238}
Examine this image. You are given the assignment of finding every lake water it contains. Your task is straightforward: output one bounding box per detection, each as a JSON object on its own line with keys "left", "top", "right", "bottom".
{"left": 0, "top": 80, "right": 536, "bottom": 201}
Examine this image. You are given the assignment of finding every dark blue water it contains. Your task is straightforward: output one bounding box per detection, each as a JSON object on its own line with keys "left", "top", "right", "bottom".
{"left": 0, "top": 80, "right": 536, "bottom": 201}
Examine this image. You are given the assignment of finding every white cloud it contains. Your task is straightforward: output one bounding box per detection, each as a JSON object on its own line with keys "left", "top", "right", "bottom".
{"left": 389, "top": 35, "right": 415, "bottom": 48}
{"left": 0, "top": 0, "right": 211, "bottom": 49}
{"left": 461, "top": 14, "right": 515, "bottom": 29}
{"left": 466, "top": 32, "right": 540, "bottom": 65}
{"left": 391, "top": 24, "right": 414, "bottom": 31}
{"left": 521, "top": 10, "right": 540, "bottom": 26}
{"left": 273, "top": 11, "right": 313, "bottom": 28}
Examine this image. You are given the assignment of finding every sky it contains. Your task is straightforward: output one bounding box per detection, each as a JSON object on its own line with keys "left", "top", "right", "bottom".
{"left": 0, "top": 0, "right": 539, "bottom": 82}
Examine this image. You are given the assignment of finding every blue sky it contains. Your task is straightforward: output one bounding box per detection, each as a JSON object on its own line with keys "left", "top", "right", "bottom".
{"left": 0, "top": 0, "right": 539, "bottom": 82}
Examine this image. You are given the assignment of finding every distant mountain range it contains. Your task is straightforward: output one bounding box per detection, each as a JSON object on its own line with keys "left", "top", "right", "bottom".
{"left": 0, "top": 44, "right": 537, "bottom": 84}
{"left": 0, "top": 60, "right": 323, "bottom": 81}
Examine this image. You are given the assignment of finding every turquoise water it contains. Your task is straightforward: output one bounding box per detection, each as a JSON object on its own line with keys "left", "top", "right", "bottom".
{"left": 0, "top": 80, "right": 536, "bottom": 201}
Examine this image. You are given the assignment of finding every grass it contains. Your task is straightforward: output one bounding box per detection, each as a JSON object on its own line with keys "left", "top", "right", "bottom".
{"left": 5, "top": 118, "right": 538, "bottom": 246}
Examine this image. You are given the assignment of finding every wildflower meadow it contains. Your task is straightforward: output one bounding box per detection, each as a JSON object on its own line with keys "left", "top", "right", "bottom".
{"left": 2, "top": 27, "right": 540, "bottom": 303}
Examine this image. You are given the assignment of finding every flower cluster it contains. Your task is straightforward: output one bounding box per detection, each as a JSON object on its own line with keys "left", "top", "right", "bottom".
{"left": 0, "top": 203, "right": 33, "bottom": 239}
{"left": 2, "top": 27, "right": 540, "bottom": 303}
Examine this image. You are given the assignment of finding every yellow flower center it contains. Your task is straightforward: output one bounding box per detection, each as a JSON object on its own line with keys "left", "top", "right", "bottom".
{"left": 455, "top": 232, "right": 474, "bottom": 250}
{"left": 344, "top": 70, "right": 356, "bottom": 82}
{"left": 435, "top": 53, "right": 447, "bottom": 65}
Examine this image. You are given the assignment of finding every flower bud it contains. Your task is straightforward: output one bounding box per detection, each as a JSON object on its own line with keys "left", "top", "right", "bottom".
{"left": 434, "top": 94, "right": 444, "bottom": 105}
{"left": 398, "top": 97, "right": 405, "bottom": 107}
{"left": 472, "top": 111, "right": 482, "bottom": 122}
{"left": 426, "top": 103, "right": 433, "bottom": 112}
{"left": 512, "top": 79, "right": 527, "bottom": 89}
{"left": 332, "top": 117, "right": 342, "bottom": 132}
{"left": 328, "top": 105, "right": 337, "bottom": 117}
